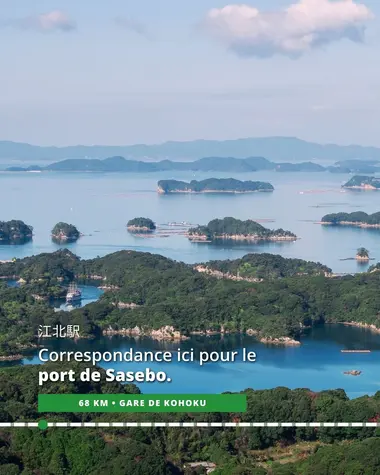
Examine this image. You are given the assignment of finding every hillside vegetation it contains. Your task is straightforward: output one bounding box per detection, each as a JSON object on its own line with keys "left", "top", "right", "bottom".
{"left": 0, "top": 366, "right": 380, "bottom": 473}
{"left": 1, "top": 250, "right": 380, "bottom": 354}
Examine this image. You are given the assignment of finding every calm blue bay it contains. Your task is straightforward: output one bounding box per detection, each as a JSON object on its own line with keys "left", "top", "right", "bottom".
{"left": 2, "top": 170, "right": 380, "bottom": 397}
{"left": 0, "top": 170, "right": 379, "bottom": 272}
{"left": 14, "top": 325, "right": 380, "bottom": 399}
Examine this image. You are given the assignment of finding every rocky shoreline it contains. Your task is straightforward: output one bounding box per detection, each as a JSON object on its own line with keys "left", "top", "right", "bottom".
{"left": 319, "top": 221, "right": 380, "bottom": 228}
{"left": 0, "top": 354, "right": 23, "bottom": 361}
{"left": 189, "top": 234, "right": 297, "bottom": 242}
{"left": 103, "top": 325, "right": 300, "bottom": 345}
{"left": 157, "top": 187, "right": 272, "bottom": 194}
{"left": 246, "top": 329, "right": 300, "bottom": 346}
{"left": 343, "top": 185, "right": 378, "bottom": 190}
{"left": 127, "top": 225, "right": 154, "bottom": 232}
{"left": 259, "top": 337, "right": 301, "bottom": 346}
{"left": 342, "top": 321, "right": 380, "bottom": 333}
{"left": 103, "top": 325, "right": 188, "bottom": 341}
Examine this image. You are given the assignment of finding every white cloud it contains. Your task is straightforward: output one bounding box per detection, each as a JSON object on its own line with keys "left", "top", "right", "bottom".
{"left": 34, "top": 11, "right": 76, "bottom": 32}
{"left": 204, "top": 0, "right": 374, "bottom": 58}
{"left": 2, "top": 11, "right": 76, "bottom": 32}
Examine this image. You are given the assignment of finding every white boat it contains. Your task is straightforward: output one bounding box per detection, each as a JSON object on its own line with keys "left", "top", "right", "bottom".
{"left": 66, "top": 283, "right": 82, "bottom": 303}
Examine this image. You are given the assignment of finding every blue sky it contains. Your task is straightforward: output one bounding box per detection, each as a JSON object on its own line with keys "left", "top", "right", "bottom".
{"left": 1, "top": 0, "right": 379, "bottom": 146}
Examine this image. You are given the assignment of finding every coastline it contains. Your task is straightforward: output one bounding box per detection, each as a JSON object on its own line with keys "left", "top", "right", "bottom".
{"left": 7, "top": 321, "right": 380, "bottom": 361}
{"left": 343, "top": 185, "right": 379, "bottom": 190}
{"left": 157, "top": 187, "right": 273, "bottom": 194}
{"left": 103, "top": 325, "right": 189, "bottom": 341}
{"left": 188, "top": 233, "right": 297, "bottom": 242}
{"left": 0, "top": 354, "right": 23, "bottom": 361}
{"left": 127, "top": 225, "right": 155, "bottom": 232}
{"left": 102, "top": 325, "right": 300, "bottom": 346}
{"left": 318, "top": 221, "right": 380, "bottom": 228}
{"left": 51, "top": 234, "right": 79, "bottom": 242}
{"left": 259, "top": 337, "right": 301, "bottom": 346}
{"left": 341, "top": 322, "right": 380, "bottom": 333}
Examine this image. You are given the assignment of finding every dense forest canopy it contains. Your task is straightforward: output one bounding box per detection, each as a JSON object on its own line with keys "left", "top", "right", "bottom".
{"left": 51, "top": 222, "right": 80, "bottom": 241}
{"left": 188, "top": 218, "right": 296, "bottom": 241}
{"left": 1, "top": 250, "right": 380, "bottom": 356}
{"left": 157, "top": 179, "right": 274, "bottom": 194}
{"left": 321, "top": 211, "right": 380, "bottom": 225}
{"left": 0, "top": 364, "right": 380, "bottom": 473}
{"left": 0, "top": 220, "right": 33, "bottom": 244}
{"left": 1, "top": 251, "right": 380, "bottom": 472}
{"left": 127, "top": 217, "right": 156, "bottom": 231}
{"left": 199, "top": 253, "right": 331, "bottom": 279}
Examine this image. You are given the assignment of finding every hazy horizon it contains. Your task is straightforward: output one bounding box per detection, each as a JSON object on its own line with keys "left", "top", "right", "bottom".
{"left": 1, "top": 0, "right": 380, "bottom": 146}
{"left": 4, "top": 134, "right": 380, "bottom": 149}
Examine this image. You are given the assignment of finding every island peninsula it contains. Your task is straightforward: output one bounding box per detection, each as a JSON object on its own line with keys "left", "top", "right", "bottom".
{"left": 188, "top": 217, "right": 297, "bottom": 242}
{"left": 127, "top": 217, "right": 156, "bottom": 232}
{"left": 0, "top": 220, "right": 33, "bottom": 244}
{"left": 320, "top": 211, "right": 380, "bottom": 228}
{"left": 8, "top": 154, "right": 380, "bottom": 174}
{"left": 51, "top": 222, "right": 81, "bottom": 242}
{"left": 1, "top": 248, "right": 380, "bottom": 357}
{"left": 343, "top": 175, "right": 380, "bottom": 190}
{"left": 157, "top": 178, "right": 274, "bottom": 194}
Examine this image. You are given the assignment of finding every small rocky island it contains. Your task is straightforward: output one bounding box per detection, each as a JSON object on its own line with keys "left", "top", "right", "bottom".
{"left": 51, "top": 222, "right": 80, "bottom": 242}
{"left": 188, "top": 217, "right": 297, "bottom": 243}
{"left": 356, "top": 247, "right": 370, "bottom": 262}
{"left": 0, "top": 220, "right": 33, "bottom": 244}
{"left": 343, "top": 175, "right": 380, "bottom": 190}
{"left": 320, "top": 211, "right": 380, "bottom": 228}
{"left": 157, "top": 178, "right": 274, "bottom": 194}
{"left": 127, "top": 217, "right": 156, "bottom": 232}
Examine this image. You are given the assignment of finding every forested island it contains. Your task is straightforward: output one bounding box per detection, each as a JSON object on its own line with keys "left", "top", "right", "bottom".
{"left": 2, "top": 247, "right": 380, "bottom": 355}
{"left": 0, "top": 220, "right": 33, "bottom": 244}
{"left": 196, "top": 253, "right": 331, "bottom": 281}
{"left": 188, "top": 217, "right": 297, "bottom": 243}
{"left": 127, "top": 217, "right": 156, "bottom": 232}
{"left": 157, "top": 179, "right": 274, "bottom": 194}
{"left": 335, "top": 159, "right": 380, "bottom": 173}
{"left": 7, "top": 154, "right": 380, "bottom": 174}
{"left": 275, "top": 161, "right": 325, "bottom": 172}
{"left": 1, "top": 364, "right": 380, "bottom": 474}
{"left": 321, "top": 211, "right": 380, "bottom": 227}
{"left": 343, "top": 175, "right": 380, "bottom": 189}
{"left": 51, "top": 222, "right": 81, "bottom": 242}
{"left": 356, "top": 247, "right": 370, "bottom": 262}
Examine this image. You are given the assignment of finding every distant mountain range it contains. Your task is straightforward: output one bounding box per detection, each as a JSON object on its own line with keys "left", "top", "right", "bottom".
{"left": 2, "top": 137, "right": 380, "bottom": 162}
{"left": 7, "top": 156, "right": 380, "bottom": 174}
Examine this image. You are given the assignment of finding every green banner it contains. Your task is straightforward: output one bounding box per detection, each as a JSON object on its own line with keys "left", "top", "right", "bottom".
{"left": 38, "top": 394, "right": 246, "bottom": 413}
